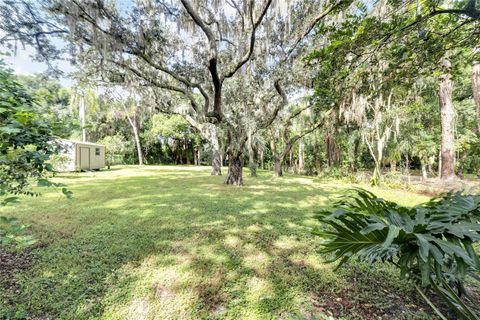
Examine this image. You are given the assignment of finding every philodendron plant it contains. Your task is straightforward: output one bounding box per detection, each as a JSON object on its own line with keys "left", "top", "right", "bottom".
{"left": 314, "top": 189, "right": 480, "bottom": 320}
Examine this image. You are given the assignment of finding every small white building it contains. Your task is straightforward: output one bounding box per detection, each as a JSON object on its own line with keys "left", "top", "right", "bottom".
{"left": 54, "top": 140, "right": 106, "bottom": 172}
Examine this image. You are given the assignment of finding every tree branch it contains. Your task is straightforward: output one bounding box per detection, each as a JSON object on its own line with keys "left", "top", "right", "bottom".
{"left": 284, "top": 0, "right": 347, "bottom": 62}
{"left": 181, "top": 0, "right": 222, "bottom": 121}
{"left": 111, "top": 60, "right": 201, "bottom": 112}
{"left": 223, "top": 0, "right": 273, "bottom": 79}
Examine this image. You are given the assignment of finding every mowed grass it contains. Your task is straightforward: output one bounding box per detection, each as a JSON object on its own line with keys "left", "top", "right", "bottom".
{"left": 1, "top": 166, "right": 434, "bottom": 320}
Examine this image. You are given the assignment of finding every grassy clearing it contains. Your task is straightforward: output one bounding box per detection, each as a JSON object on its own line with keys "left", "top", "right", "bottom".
{"left": 1, "top": 166, "right": 434, "bottom": 320}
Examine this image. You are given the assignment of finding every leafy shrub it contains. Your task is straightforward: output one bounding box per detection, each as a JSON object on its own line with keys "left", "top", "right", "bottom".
{"left": 98, "top": 134, "right": 131, "bottom": 167}
{"left": 49, "top": 153, "right": 71, "bottom": 172}
{"left": 314, "top": 189, "right": 480, "bottom": 319}
{"left": 1, "top": 63, "right": 70, "bottom": 248}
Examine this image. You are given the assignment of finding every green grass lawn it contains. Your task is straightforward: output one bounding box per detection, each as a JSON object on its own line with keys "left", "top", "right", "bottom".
{"left": 1, "top": 166, "right": 436, "bottom": 320}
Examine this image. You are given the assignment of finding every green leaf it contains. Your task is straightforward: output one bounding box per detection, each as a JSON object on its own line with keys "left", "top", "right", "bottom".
{"left": 382, "top": 225, "right": 400, "bottom": 247}
{"left": 415, "top": 234, "right": 430, "bottom": 262}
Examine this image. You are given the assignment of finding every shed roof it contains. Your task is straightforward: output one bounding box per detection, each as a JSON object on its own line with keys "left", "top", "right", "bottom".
{"left": 60, "top": 139, "right": 105, "bottom": 147}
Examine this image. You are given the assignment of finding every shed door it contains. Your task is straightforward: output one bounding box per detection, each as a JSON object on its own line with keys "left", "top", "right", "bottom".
{"left": 80, "top": 147, "right": 90, "bottom": 170}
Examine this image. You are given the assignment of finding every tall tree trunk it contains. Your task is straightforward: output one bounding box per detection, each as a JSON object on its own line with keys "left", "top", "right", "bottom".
{"left": 133, "top": 125, "right": 143, "bottom": 166}
{"left": 274, "top": 140, "right": 296, "bottom": 178}
{"left": 326, "top": 133, "right": 341, "bottom": 167}
{"left": 473, "top": 60, "right": 480, "bottom": 134}
{"left": 185, "top": 139, "right": 191, "bottom": 165}
{"left": 421, "top": 161, "right": 428, "bottom": 180}
{"left": 195, "top": 146, "right": 201, "bottom": 166}
{"left": 274, "top": 157, "right": 283, "bottom": 177}
{"left": 289, "top": 149, "right": 293, "bottom": 172}
{"left": 314, "top": 134, "right": 322, "bottom": 175}
{"left": 438, "top": 149, "right": 442, "bottom": 177}
{"left": 175, "top": 142, "right": 181, "bottom": 164}
{"left": 224, "top": 128, "right": 247, "bottom": 185}
{"left": 128, "top": 116, "right": 143, "bottom": 166}
{"left": 326, "top": 133, "right": 333, "bottom": 167}
{"left": 298, "top": 139, "right": 305, "bottom": 174}
{"left": 438, "top": 62, "right": 456, "bottom": 181}
{"left": 428, "top": 156, "right": 435, "bottom": 176}
{"left": 259, "top": 146, "right": 264, "bottom": 170}
{"left": 473, "top": 60, "right": 480, "bottom": 178}
{"left": 350, "top": 138, "right": 358, "bottom": 173}
{"left": 247, "top": 130, "right": 257, "bottom": 177}
{"left": 80, "top": 95, "right": 87, "bottom": 142}
{"left": 224, "top": 153, "right": 244, "bottom": 185}
{"left": 204, "top": 125, "right": 221, "bottom": 175}
{"left": 124, "top": 106, "right": 143, "bottom": 166}
{"left": 364, "top": 135, "right": 381, "bottom": 185}
{"left": 212, "top": 149, "right": 221, "bottom": 175}
{"left": 405, "top": 153, "right": 411, "bottom": 184}
{"left": 376, "top": 138, "right": 384, "bottom": 180}
{"left": 271, "top": 140, "right": 283, "bottom": 177}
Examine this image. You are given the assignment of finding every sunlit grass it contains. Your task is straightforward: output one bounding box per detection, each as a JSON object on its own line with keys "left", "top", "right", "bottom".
{"left": 1, "top": 166, "right": 433, "bottom": 319}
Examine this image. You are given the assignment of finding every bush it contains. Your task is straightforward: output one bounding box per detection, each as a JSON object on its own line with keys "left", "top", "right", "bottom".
{"left": 314, "top": 189, "right": 480, "bottom": 319}
{"left": 49, "top": 154, "right": 71, "bottom": 172}
{"left": 97, "top": 134, "right": 131, "bottom": 167}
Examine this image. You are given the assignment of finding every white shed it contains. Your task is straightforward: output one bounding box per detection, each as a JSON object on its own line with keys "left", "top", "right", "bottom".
{"left": 54, "top": 140, "right": 106, "bottom": 172}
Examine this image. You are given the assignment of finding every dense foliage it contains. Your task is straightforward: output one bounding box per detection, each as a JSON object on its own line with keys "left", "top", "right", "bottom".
{"left": 314, "top": 189, "right": 480, "bottom": 319}
{"left": 0, "top": 65, "right": 56, "bottom": 198}
{"left": 1, "top": 0, "right": 479, "bottom": 184}
{"left": 0, "top": 63, "right": 70, "bottom": 247}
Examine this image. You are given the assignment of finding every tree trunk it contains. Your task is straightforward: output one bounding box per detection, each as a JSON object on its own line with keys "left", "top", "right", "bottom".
{"left": 313, "top": 135, "right": 321, "bottom": 175}
{"left": 195, "top": 146, "right": 201, "bottom": 166}
{"left": 438, "top": 64, "right": 456, "bottom": 181}
{"left": 247, "top": 130, "right": 257, "bottom": 177}
{"left": 405, "top": 153, "right": 411, "bottom": 184}
{"left": 473, "top": 60, "right": 480, "bottom": 134}
{"left": 438, "top": 149, "right": 442, "bottom": 177}
{"left": 298, "top": 139, "right": 305, "bottom": 174}
{"left": 405, "top": 154, "right": 410, "bottom": 174}
{"left": 131, "top": 122, "right": 144, "bottom": 166}
{"left": 259, "top": 146, "right": 264, "bottom": 170}
{"left": 123, "top": 106, "right": 143, "bottom": 166}
{"left": 428, "top": 156, "right": 435, "bottom": 176}
{"left": 364, "top": 136, "right": 380, "bottom": 185}
{"left": 274, "top": 157, "right": 283, "bottom": 177}
{"left": 185, "top": 139, "right": 191, "bottom": 165}
{"left": 289, "top": 149, "right": 293, "bottom": 172}
{"left": 421, "top": 161, "right": 427, "bottom": 180}
{"left": 326, "top": 133, "right": 333, "bottom": 167}
{"left": 390, "top": 160, "right": 396, "bottom": 173}
{"left": 456, "top": 152, "right": 466, "bottom": 179}
{"left": 224, "top": 153, "right": 244, "bottom": 185}
{"left": 205, "top": 125, "right": 221, "bottom": 175}
{"left": 375, "top": 138, "right": 384, "bottom": 182}
{"left": 211, "top": 149, "right": 221, "bottom": 175}
{"left": 80, "top": 95, "right": 87, "bottom": 142}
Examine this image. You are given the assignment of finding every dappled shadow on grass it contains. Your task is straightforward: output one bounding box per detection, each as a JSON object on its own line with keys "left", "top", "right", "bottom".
{"left": 3, "top": 167, "right": 434, "bottom": 319}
